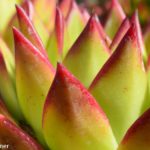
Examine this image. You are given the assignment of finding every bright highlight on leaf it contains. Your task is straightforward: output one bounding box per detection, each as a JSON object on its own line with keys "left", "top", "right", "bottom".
{"left": 104, "top": 0, "right": 126, "bottom": 39}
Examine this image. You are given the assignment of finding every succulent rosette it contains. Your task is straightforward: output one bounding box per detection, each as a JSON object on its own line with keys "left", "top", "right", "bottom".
{"left": 0, "top": 0, "right": 150, "bottom": 149}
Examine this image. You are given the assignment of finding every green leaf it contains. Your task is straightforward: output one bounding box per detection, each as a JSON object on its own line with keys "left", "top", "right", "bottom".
{"left": 145, "top": 57, "right": 150, "bottom": 112}
{"left": 110, "top": 17, "right": 130, "bottom": 52}
{"left": 104, "top": 0, "right": 126, "bottom": 39}
{"left": 3, "top": 1, "right": 49, "bottom": 50}
{"left": 130, "top": 11, "right": 147, "bottom": 63}
{"left": 118, "top": 109, "right": 150, "bottom": 150}
{"left": 46, "top": 8, "right": 70, "bottom": 67}
{"left": 63, "top": 15, "right": 110, "bottom": 87}
{"left": 31, "top": 0, "right": 57, "bottom": 32}
{"left": 66, "top": 1, "right": 88, "bottom": 46}
{"left": 13, "top": 27, "right": 55, "bottom": 145}
{"left": 0, "top": 41, "right": 22, "bottom": 120}
{"left": 0, "top": 38, "right": 14, "bottom": 80}
{"left": 43, "top": 63, "right": 117, "bottom": 150}
{"left": 143, "top": 24, "right": 150, "bottom": 55}
{"left": 89, "top": 24, "right": 147, "bottom": 143}
{"left": 0, "top": 0, "right": 21, "bottom": 34}
{"left": 21, "top": 0, "right": 49, "bottom": 46}
{"left": 16, "top": 5, "right": 48, "bottom": 58}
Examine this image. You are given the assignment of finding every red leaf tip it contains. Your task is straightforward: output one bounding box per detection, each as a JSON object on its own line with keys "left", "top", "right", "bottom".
{"left": 43, "top": 63, "right": 108, "bottom": 125}
{"left": 130, "top": 10, "right": 145, "bottom": 56}
{"left": 13, "top": 27, "right": 55, "bottom": 73}
{"left": 17, "top": 0, "right": 33, "bottom": 19}
{"left": 55, "top": 7, "right": 64, "bottom": 54}
{"left": 16, "top": 4, "right": 26, "bottom": 19}
{"left": 90, "top": 24, "right": 144, "bottom": 89}
{"left": 87, "top": 14, "right": 99, "bottom": 32}
{"left": 13, "top": 27, "right": 22, "bottom": 43}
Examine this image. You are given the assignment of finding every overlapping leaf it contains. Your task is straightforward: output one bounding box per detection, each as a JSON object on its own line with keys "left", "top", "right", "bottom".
{"left": 43, "top": 64, "right": 117, "bottom": 150}
{"left": 14, "top": 27, "right": 55, "bottom": 144}
{"left": 64, "top": 15, "right": 110, "bottom": 87}
{"left": 90, "top": 23, "right": 147, "bottom": 143}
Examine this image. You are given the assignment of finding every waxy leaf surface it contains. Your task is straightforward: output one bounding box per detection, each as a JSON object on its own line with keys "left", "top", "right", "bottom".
{"left": 118, "top": 109, "right": 150, "bottom": 150}
{"left": 0, "top": 0, "right": 21, "bottom": 33}
{"left": 43, "top": 64, "right": 117, "bottom": 150}
{"left": 31, "top": 0, "right": 56, "bottom": 32}
{"left": 90, "top": 24, "right": 147, "bottom": 143}
{"left": 0, "top": 42, "right": 22, "bottom": 120}
{"left": 66, "top": 1, "right": 88, "bottom": 46}
{"left": 46, "top": 8, "right": 70, "bottom": 67}
{"left": 0, "top": 114, "right": 43, "bottom": 150}
{"left": 110, "top": 18, "right": 130, "bottom": 52}
{"left": 16, "top": 5, "right": 48, "bottom": 58}
{"left": 14, "top": 28, "right": 55, "bottom": 144}
{"left": 104, "top": 0, "right": 126, "bottom": 39}
{"left": 130, "top": 11, "right": 147, "bottom": 62}
{"left": 64, "top": 15, "right": 110, "bottom": 87}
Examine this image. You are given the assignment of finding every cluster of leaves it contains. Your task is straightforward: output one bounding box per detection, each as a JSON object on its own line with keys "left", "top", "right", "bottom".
{"left": 0, "top": 0, "right": 150, "bottom": 150}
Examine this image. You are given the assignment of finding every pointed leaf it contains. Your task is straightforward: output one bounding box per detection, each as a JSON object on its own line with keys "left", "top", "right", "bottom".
{"left": 89, "top": 25, "right": 147, "bottom": 143}
{"left": 2, "top": 0, "right": 34, "bottom": 51}
{"left": 63, "top": 15, "right": 110, "bottom": 87}
{"left": 110, "top": 17, "right": 130, "bottom": 52}
{"left": 118, "top": 109, "right": 150, "bottom": 150}
{"left": 23, "top": 0, "right": 49, "bottom": 45}
{"left": 3, "top": 1, "right": 49, "bottom": 50}
{"left": 79, "top": 6, "right": 90, "bottom": 22}
{"left": 14, "top": 27, "right": 55, "bottom": 144}
{"left": 16, "top": 5, "right": 48, "bottom": 58}
{"left": 0, "top": 114, "right": 43, "bottom": 150}
{"left": 0, "top": 0, "right": 21, "bottom": 33}
{"left": 59, "top": 0, "right": 72, "bottom": 18}
{"left": 31, "top": 0, "right": 56, "bottom": 32}
{"left": 0, "top": 51, "right": 22, "bottom": 120}
{"left": 26, "top": 0, "right": 50, "bottom": 45}
{"left": 104, "top": 0, "right": 126, "bottom": 39}
{"left": 66, "top": 1, "right": 88, "bottom": 46}
{"left": 130, "top": 11, "right": 147, "bottom": 63}
{"left": 46, "top": 8, "right": 70, "bottom": 67}
{"left": 0, "top": 38, "right": 14, "bottom": 80}
{"left": 43, "top": 63, "right": 117, "bottom": 150}
{"left": 96, "top": 16, "right": 111, "bottom": 47}
{"left": 2, "top": 14, "right": 19, "bottom": 52}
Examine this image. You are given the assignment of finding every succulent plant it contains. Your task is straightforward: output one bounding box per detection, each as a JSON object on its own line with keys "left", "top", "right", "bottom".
{"left": 1, "top": 0, "right": 150, "bottom": 149}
